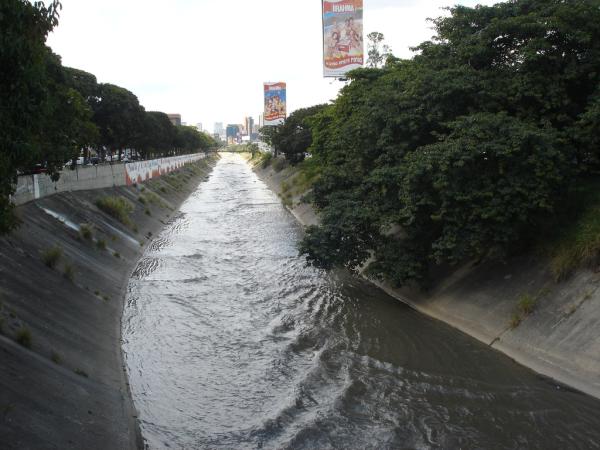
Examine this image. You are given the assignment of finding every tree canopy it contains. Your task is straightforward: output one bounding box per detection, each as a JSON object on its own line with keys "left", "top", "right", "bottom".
{"left": 300, "top": 0, "right": 600, "bottom": 286}
{"left": 0, "top": 0, "right": 216, "bottom": 233}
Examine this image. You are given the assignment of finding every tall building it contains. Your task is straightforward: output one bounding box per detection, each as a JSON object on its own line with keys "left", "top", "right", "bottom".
{"left": 258, "top": 114, "right": 264, "bottom": 129}
{"left": 244, "top": 117, "right": 255, "bottom": 137}
{"left": 214, "top": 122, "right": 224, "bottom": 136}
{"left": 167, "top": 114, "right": 182, "bottom": 126}
{"left": 196, "top": 122, "right": 203, "bottom": 132}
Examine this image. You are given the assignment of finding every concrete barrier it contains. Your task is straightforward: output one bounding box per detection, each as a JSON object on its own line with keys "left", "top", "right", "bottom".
{"left": 12, "top": 153, "right": 206, "bottom": 206}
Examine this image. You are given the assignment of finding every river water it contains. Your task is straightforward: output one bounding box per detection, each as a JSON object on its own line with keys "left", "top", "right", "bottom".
{"left": 122, "top": 153, "right": 600, "bottom": 450}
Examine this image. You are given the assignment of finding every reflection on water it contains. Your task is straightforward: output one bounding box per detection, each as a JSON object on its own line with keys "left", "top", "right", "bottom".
{"left": 123, "top": 153, "right": 600, "bottom": 450}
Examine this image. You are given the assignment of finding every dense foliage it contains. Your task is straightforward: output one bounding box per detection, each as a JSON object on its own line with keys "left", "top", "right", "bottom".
{"left": 259, "top": 104, "right": 328, "bottom": 163}
{"left": 0, "top": 0, "right": 216, "bottom": 233}
{"left": 300, "top": 0, "right": 600, "bottom": 286}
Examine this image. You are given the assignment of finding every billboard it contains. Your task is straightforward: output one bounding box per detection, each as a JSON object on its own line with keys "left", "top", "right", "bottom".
{"left": 322, "top": 0, "right": 364, "bottom": 77}
{"left": 263, "top": 82, "right": 286, "bottom": 126}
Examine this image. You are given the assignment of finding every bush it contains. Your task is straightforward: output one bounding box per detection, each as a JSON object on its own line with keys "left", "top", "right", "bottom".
{"left": 96, "top": 239, "right": 106, "bottom": 251}
{"left": 63, "top": 262, "right": 75, "bottom": 281}
{"left": 15, "top": 328, "right": 32, "bottom": 348}
{"left": 42, "top": 246, "right": 62, "bottom": 268}
{"left": 79, "top": 223, "right": 93, "bottom": 240}
{"left": 95, "top": 196, "right": 134, "bottom": 226}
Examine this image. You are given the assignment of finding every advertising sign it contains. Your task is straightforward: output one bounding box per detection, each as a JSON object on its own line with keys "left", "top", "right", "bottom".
{"left": 264, "top": 82, "right": 286, "bottom": 126}
{"left": 322, "top": 0, "right": 364, "bottom": 77}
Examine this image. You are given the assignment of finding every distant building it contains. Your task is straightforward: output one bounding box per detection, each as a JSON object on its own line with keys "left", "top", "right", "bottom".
{"left": 196, "top": 122, "right": 203, "bottom": 132}
{"left": 258, "top": 114, "right": 264, "bottom": 129}
{"left": 226, "top": 124, "right": 240, "bottom": 144}
{"left": 214, "top": 122, "right": 224, "bottom": 136}
{"left": 244, "top": 116, "right": 255, "bottom": 137}
{"left": 167, "top": 114, "right": 182, "bottom": 126}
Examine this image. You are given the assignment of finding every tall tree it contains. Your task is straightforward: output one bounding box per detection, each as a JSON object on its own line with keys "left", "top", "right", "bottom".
{"left": 0, "top": 0, "right": 61, "bottom": 232}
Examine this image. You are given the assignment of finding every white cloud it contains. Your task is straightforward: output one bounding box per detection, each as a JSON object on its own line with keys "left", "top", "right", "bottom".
{"left": 47, "top": 0, "right": 499, "bottom": 132}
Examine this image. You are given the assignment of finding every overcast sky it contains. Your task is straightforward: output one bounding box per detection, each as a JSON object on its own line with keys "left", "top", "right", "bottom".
{"left": 47, "top": 0, "right": 498, "bottom": 132}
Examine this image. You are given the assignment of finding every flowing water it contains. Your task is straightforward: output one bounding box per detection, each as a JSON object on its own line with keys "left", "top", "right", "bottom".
{"left": 123, "top": 153, "right": 600, "bottom": 450}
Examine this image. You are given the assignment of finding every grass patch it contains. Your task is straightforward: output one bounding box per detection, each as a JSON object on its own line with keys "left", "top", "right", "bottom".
{"left": 272, "top": 157, "right": 288, "bottom": 173}
{"left": 510, "top": 292, "right": 542, "bottom": 329}
{"left": 42, "top": 246, "right": 62, "bottom": 268}
{"left": 539, "top": 180, "right": 600, "bottom": 281}
{"left": 63, "top": 261, "right": 75, "bottom": 281}
{"left": 79, "top": 223, "right": 94, "bottom": 241}
{"left": 137, "top": 195, "right": 147, "bottom": 205}
{"left": 96, "top": 239, "right": 107, "bottom": 251}
{"left": 259, "top": 152, "right": 273, "bottom": 168}
{"left": 548, "top": 204, "right": 600, "bottom": 280}
{"left": 95, "top": 196, "right": 134, "bottom": 227}
{"left": 15, "top": 327, "right": 32, "bottom": 348}
{"left": 74, "top": 368, "right": 88, "bottom": 378}
{"left": 517, "top": 294, "right": 536, "bottom": 315}
{"left": 51, "top": 351, "right": 62, "bottom": 364}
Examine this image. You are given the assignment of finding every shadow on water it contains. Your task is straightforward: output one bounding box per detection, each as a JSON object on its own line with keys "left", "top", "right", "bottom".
{"left": 123, "top": 154, "right": 600, "bottom": 450}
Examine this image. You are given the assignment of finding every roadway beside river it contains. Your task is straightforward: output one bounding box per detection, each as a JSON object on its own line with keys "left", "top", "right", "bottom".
{"left": 0, "top": 155, "right": 219, "bottom": 450}
{"left": 252, "top": 154, "right": 600, "bottom": 401}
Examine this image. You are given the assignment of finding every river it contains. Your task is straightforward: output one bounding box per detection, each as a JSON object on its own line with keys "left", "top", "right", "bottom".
{"left": 122, "top": 153, "right": 600, "bottom": 450}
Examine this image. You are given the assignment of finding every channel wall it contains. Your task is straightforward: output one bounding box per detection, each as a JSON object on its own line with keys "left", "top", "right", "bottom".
{"left": 0, "top": 155, "right": 219, "bottom": 449}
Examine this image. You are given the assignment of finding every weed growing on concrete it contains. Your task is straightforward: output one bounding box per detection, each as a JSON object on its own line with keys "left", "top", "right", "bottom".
{"left": 63, "top": 262, "right": 75, "bottom": 281}
{"left": 102, "top": 295, "right": 110, "bottom": 302}
{"left": 51, "top": 351, "right": 62, "bottom": 364}
{"left": 138, "top": 195, "right": 147, "bottom": 205}
{"left": 0, "top": 317, "right": 4, "bottom": 334}
{"left": 113, "top": 251, "right": 121, "bottom": 259}
{"left": 160, "top": 186, "right": 167, "bottom": 193}
{"left": 139, "top": 241, "right": 144, "bottom": 247}
{"left": 144, "top": 208, "right": 151, "bottom": 216}
{"left": 95, "top": 196, "right": 134, "bottom": 227}
{"left": 42, "top": 246, "right": 62, "bottom": 268}
{"left": 74, "top": 368, "right": 88, "bottom": 378}
{"left": 94, "top": 290, "right": 100, "bottom": 296}
{"left": 510, "top": 313, "right": 522, "bottom": 329}
{"left": 15, "top": 327, "right": 32, "bottom": 348}
{"left": 545, "top": 202, "right": 600, "bottom": 281}
{"left": 96, "top": 239, "right": 107, "bottom": 251}
{"left": 79, "top": 223, "right": 94, "bottom": 240}
{"left": 517, "top": 294, "right": 536, "bottom": 315}
{"left": 510, "top": 293, "right": 538, "bottom": 329}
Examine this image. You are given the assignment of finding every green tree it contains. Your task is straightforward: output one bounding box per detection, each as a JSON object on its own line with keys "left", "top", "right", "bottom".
{"left": 366, "top": 32, "right": 392, "bottom": 68}
{"left": 93, "top": 83, "right": 145, "bottom": 161}
{"left": 0, "top": 0, "right": 60, "bottom": 232}
{"left": 269, "top": 104, "right": 328, "bottom": 164}
{"left": 300, "top": 0, "right": 600, "bottom": 287}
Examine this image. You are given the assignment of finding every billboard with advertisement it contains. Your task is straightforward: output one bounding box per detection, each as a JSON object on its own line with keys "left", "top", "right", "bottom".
{"left": 263, "top": 82, "right": 286, "bottom": 126}
{"left": 322, "top": 0, "right": 364, "bottom": 77}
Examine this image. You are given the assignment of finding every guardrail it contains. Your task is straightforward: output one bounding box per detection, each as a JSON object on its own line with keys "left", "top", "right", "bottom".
{"left": 12, "top": 153, "right": 206, "bottom": 206}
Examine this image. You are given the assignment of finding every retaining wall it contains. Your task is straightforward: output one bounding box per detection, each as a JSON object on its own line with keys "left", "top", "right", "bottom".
{"left": 13, "top": 153, "right": 206, "bottom": 206}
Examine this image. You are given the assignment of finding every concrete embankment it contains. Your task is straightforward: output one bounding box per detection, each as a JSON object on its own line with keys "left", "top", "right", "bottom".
{"left": 0, "top": 155, "right": 219, "bottom": 449}
{"left": 252, "top": 156, "right": 600, "bottom": 401}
